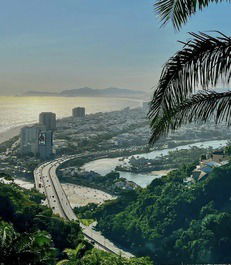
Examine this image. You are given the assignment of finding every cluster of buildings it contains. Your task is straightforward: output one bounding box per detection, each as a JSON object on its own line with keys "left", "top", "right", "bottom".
{"left": 54, "top": 106, "right": 149, "bottom": 153}
{"left": 20, "top": 112, "right": 56, "bottom": 159}
{"left": 20, "top": 106, "right": 86, "bottom": 160}
{"left": 56, "top": 103, "right": 231, "bottom": 156}
{"left": 166, "top": 122, "right": 231, "bottom": 145}
{"left": 190, "top": 150, "right": 229, "bottom": 182}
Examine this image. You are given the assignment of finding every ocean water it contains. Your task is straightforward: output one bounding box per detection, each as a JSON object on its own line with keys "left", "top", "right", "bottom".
{"left": 0, "top": 96, "right": 142, "bottom": 133}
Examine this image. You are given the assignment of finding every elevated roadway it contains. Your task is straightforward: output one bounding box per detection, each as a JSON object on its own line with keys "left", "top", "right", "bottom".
{"left": 34, "top": 155, "right": 133, "bottom": 258}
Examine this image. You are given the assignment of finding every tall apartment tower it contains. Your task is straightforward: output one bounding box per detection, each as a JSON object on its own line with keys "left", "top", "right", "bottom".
{"left": 72, "top": 107, "right": 85, "bottom": 118}
{"left": 38, "top": 130, "right": 53, "bottom": 159}
{"left": 39, "top": 112, "right": 56, "bottom": 131}
{"left": 20, "top": 126, "right": 41, "bottom": 154}
{"left": 20, "top": 125, "right": 53, "bottom": 160}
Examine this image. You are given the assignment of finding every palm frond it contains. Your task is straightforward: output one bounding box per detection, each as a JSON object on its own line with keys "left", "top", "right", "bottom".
{"left": 150, "top": 90, "right": 231, "bottom": 143}
{"left": 154, "top": 0, "right": 230, "bottom": 30}
{"left": 149, "top": 32, "right": 231, "bottom": 127}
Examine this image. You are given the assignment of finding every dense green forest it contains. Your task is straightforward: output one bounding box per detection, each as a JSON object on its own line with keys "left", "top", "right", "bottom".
{"left": 0, "top": 179, "right": 152, "bottom": 265}
{"left": 79, "top": 163, "right": 231, "bottom": 264}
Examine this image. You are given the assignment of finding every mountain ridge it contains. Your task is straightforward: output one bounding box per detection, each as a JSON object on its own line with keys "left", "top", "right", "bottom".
{"left": 21, "top": 87, "right": 146, "bottom": 98}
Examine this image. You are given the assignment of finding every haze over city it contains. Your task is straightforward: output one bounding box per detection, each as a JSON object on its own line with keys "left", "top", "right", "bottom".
{"left": 1, "top": 1, "right": 231, "bottom": 264}
{"left": 0, "top": 0, "right": 231, "bottom": 95}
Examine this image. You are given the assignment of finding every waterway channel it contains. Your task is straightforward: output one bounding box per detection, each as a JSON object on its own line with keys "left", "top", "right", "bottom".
{"left": 82, "top": 140, "right": 228, "bottom": 187}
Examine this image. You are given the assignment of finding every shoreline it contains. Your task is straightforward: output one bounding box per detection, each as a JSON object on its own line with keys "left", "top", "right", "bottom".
{"left": 0, "top": 122, "right": 35, "bottom": 145}
{"left": 0, "top": 125, "right": 23, "bottom": 144}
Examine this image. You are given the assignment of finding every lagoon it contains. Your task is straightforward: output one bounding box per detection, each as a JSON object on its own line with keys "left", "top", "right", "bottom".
{"left": 82, "top": 140, "right": 228, "bottom": 187}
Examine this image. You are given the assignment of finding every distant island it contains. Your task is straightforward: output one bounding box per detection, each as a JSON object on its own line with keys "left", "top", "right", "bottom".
{"left": 21, "top": 87, "right": 146, "bottom": 98}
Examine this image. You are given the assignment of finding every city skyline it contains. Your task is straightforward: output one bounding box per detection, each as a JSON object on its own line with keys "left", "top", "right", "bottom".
{"left": 0, "top": 1, "right": 231, "bottom": 95}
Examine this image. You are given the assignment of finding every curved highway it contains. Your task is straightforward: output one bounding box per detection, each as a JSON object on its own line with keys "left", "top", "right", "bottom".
{"left": 34, "top": 155, "right": 134, "bottom": 258}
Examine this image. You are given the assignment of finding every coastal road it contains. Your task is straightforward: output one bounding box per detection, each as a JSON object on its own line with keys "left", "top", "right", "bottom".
{"left": 34, "top": 155, "right": 134, "bottom": 258}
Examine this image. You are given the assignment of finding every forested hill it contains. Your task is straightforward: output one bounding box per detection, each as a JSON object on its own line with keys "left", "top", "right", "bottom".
{"left": 0, "top": 179, "right": 82, "bottom": 264}
{"left": 0, "top": 178, "right": 152, "bottom": 265}
{"left": 89, "top": 163, "right": 231, "bottom": 264}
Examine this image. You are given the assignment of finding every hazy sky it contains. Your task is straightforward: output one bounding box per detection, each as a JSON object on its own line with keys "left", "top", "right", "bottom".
{"left": 0, "top": 0, "right": 231, "bottom": 95}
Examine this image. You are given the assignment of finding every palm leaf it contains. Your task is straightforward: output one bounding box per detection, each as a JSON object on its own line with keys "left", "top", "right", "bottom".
{"left": 149, "top": 32, "right": 231, "bottom": 127}
{"left": 154, "top": 0, "right": 231, "bottom": 30}
{"left": 56, "top": 260, "right": 69, "bottom": 265}
{"left": 150, "top": 90, "right": 231, "bottom": 143}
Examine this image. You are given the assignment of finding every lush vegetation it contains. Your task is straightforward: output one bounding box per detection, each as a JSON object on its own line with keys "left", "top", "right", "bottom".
{"left": 61, "top": 171, "right": 137, "bottom": 195}
{"left": 0, "top": 220, "right": 56, "bottom": 265}
{"left": 0, "top": 179, "right": 153, "bottom": 264}
{"left": 0, "top": 181, "right": 84, "bottom": 261}
{"left": 81, "top": 163, "right": 231, "bottom": 263}
{"left": 57, "top": 242, "right": 152, "bottom": 265}
{"left": 74, "top": 190, "right": 138, "bottom": 220}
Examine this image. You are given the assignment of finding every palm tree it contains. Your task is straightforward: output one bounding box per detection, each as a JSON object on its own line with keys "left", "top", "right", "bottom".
{"left": 0, "top": 221, "right": 56, "bottom": 265}
{"left": 57, "top": 242, "right": 89, "bottom": 265}
{"left": 149, "top": 0, "right": 231, "bottom": 144}
{"left": 155, "top": 0, "right": 230, "bottom": 31}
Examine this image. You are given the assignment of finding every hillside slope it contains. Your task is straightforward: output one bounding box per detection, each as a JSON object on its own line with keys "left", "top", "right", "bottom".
{"left": 89, "top": 163, "right": 231, "bottom": 264}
